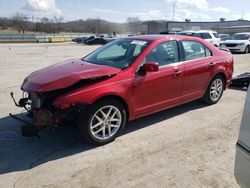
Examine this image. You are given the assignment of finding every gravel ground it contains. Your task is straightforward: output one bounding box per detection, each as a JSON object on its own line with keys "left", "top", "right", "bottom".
{"left": 0, "top": 43, "right": 249, "bottom": 188}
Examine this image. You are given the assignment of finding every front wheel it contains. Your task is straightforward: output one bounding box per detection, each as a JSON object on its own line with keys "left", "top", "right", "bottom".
{"left": 245, "top": 46, "right": 249, "bottom": 54}
{"left": 77, "top": 99, "right": 127, "bottom": 145}
{"left": 202, "top": 75, "right": 225, "bottom": 105}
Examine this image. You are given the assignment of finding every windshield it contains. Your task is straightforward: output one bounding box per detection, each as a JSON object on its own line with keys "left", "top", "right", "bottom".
{"left": 231, "top": 34, "right": 250, "bottom": 40}
{"left": 84, "top": 39, "right": 151, "bottom": 69}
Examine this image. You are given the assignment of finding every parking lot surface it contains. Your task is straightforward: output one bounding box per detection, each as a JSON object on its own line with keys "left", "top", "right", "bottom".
{"left": 0, "top": 43, "right": 249, "bottom": 188}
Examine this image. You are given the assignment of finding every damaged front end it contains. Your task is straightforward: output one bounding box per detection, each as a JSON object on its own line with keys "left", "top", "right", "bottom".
{"left": 9, "top": 59, "right": 121, "bottom": 138}
{"left": 10, "top": 90, "right": 86, "bottom": 138}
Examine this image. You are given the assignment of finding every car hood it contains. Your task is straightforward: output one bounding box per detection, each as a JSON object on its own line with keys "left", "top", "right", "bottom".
{"left": 222, "top": 40, "right": 247, "bottom": 44}
{"left": 21, "top": 59, "right": 121, "bottom": 93}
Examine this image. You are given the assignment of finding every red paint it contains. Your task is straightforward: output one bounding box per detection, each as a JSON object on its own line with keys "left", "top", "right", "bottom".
{"left": 21, "top": 59, "right": 121, "bottom": 93}
{"left": 21, "top": 35, "right": 234, "bottom": 121}
{"left": 142, "top": 62, "right": 159, "bottom": 72}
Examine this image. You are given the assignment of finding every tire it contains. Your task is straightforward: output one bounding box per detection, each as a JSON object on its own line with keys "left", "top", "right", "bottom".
{"left": 202, "top": 75, "right": 225, "bottom": 105}
{"left": 77, "top": 99, "right": 127, "bottom": 145}
{"left": 245, "top": 46, "right": 249, "bottom": 54}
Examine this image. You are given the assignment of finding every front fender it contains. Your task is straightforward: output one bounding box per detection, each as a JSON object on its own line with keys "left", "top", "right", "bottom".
{"left": 52, "top": 78, "right": 132, "bottom": 112}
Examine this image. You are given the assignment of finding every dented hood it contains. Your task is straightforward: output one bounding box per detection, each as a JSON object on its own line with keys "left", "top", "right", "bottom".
{"left": 21, "top": 59, "right": 121, "bottom": 93}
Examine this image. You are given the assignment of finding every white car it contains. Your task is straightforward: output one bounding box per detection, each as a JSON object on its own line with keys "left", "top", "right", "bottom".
{"left": 193, "top": 30, "right": 221, "bottom": 47}
{"left": 220, "top": 33, "right": 250, "bottom": 53}
{"left": 235, "top": 87, "right": 250, "bottom": 188}
{"left": 178, "top": 30, "right": 221, "bottom": 47}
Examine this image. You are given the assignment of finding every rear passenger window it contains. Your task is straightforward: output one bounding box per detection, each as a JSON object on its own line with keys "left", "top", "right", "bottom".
{"left": 182, "top": 41, "right": 211, "bottom": 60}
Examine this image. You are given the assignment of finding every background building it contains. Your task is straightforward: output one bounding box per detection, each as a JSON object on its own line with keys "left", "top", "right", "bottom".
{"left": 144, "top": 19, "right": 250, "bottom": 34}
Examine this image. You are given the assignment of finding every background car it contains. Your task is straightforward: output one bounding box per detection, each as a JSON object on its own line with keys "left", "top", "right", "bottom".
{"left": 193, "top": 30, "right": 221, "bottom": 47}
{"left": 177, "top": 30, "right": 221, "bottom": 47}
{"left": 220, "top": 33, "right": 250, "bottom": 53}
{"left": 177, "top": 31, "right": 196, "bottom": 36}
{"left": 84, "top": 37, "right": 108, "bottom": 45}
{"left": 235, "top": 87, "right": 250, "bottom": 188}
{"left": 14, "top": 35, "right": 234, "bottom": 145}
{"left": 219, "top": 34, "right": 231, "bottom": 41}
{"left": 72, "top": 36, "right": 88, "bottom": 43}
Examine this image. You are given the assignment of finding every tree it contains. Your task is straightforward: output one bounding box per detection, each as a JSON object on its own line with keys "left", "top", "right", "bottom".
{"left": 36, "top": 17, "right": 55, "bottom": 33}
{"left": 54, "top": 16, "right": 63, "bottom": 33}
{"left": 126, "top": 17, "right": 142, "bottom": 33}
{"left": 126, "top": 17, "right": 140, "bottom": 23}
{"left": 12, "top": 12, "right": 29, "bottom": 34}
{"left": 185, "top": 19, "right": 191, "bottom": 22}
{"left": 41, "top": 17, "right": 50, "bottom": 23}
{"left": 220, "top": 18, "right": 226, "bottom": 22}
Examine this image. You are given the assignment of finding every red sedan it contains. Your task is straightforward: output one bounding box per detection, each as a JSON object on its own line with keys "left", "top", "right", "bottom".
{"left": 12, "top": 35, "right": 234, "bottom": 145}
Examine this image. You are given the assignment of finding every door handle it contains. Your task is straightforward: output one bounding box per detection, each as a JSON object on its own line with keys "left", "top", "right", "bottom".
{"left": 173, "top": 70, "right": 182, "bottom": 77}
{"left": 209, "top": 62, "right": 216, "bottom": 67}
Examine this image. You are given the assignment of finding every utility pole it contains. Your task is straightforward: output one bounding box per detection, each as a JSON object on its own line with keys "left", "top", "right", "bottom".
{"left": 32, "top": 16, "right": 35, "bottom": 35}
{"left": 241, "top": 10, "right": 245, "bottom": 20}
{"left": 172, "top": 0, "right": 177, "bottom": 21}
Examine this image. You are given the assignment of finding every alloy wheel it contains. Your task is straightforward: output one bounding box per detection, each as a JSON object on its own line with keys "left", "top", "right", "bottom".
{"left": 210, "top": 78, "right": 223, "bottom": 102}
{"left": 90, "top": 105, "right": 122, "bottom": 140}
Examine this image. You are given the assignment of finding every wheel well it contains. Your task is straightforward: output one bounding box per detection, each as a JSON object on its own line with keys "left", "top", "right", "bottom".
{"left": 215, "top": 73, "right": 227, "bottom": 90}
{"left": 93, "top": 95, "right": 129, "bottom": 119}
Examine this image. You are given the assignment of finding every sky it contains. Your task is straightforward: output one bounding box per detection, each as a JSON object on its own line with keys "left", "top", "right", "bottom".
{"left": 0, "top": 0, "right": 250, "bottom": 23}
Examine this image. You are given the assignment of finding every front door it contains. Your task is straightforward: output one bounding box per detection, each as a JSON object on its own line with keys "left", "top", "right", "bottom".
{"left": 131, "top": 41, "right": 184, "bottom": 118}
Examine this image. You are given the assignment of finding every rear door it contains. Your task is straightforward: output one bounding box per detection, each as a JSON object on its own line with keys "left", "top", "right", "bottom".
{"left": 180, "top": 40, "right": 213, "bottom": 102}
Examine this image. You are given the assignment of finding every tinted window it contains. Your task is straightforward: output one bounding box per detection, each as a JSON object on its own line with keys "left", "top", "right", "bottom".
{"left": 193, "top": 33, "right": 202, "bottom": 38}
{"left": 144, "top": 41, "right": 179, "bottom": 67}
{"left": 182, "top": 41, "right": 207, "bottom": 60}
{"left": 201, "top": 33, "right": 212, "bottom": 39}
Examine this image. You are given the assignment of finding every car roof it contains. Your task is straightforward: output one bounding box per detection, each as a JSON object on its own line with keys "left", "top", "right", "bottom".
{"left": 179, "top": 30, "right": 196, "bottom": 33}
{"left": 125, "top": 34, "right": 199, "bottom": 41}
{"left": 196, "top": 30, "right": 217, "bottom": 33}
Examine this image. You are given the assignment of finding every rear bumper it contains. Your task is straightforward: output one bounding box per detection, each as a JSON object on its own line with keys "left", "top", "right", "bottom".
{"left": 235, "top": 142, "right": 250, "bottom": 188}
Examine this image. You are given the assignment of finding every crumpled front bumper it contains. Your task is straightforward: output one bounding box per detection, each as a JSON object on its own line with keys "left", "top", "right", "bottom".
{"left": 9, "top": 91, "right": 88, "bottom": 137}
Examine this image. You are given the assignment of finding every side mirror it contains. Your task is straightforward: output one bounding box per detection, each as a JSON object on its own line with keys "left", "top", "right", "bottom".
{"left": 141, "top": 62, "right": 159, "bottom": 72}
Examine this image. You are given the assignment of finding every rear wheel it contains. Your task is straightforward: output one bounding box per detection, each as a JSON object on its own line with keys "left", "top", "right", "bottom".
{"left": 203, "top": 75, "right": 225, "bottom": 105}
{"left": 77, "top": 99, "right": 127, "bottom": 145}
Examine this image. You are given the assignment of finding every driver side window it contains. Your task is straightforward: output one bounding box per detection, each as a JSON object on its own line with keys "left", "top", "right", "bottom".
{"left": 144, "top": 41, "right": 179, "bottom": 67}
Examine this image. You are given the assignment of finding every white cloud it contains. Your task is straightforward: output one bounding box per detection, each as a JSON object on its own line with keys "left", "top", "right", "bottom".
{"left": 211, "top": 7, "right": 231, "bottom": 14}
{"left": 23, "top": 0, "right": 61, "bottom": 15}
{"left": 173, "top": 9, "right": 211, "bottom": 21}
{"left": 90, "top": 8, "right": 121, "bottom": 15}
{"left": 149, "top": 10, "right": 162, "bottom": 16}
{"left": 166, "top": 0, "right": 208, "bottom": 10}
{"left": 128, "top": 10, "right": 166, "bottom": 21}
{"left": 165, "top": 0, "right": 232, "bottom": 21}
